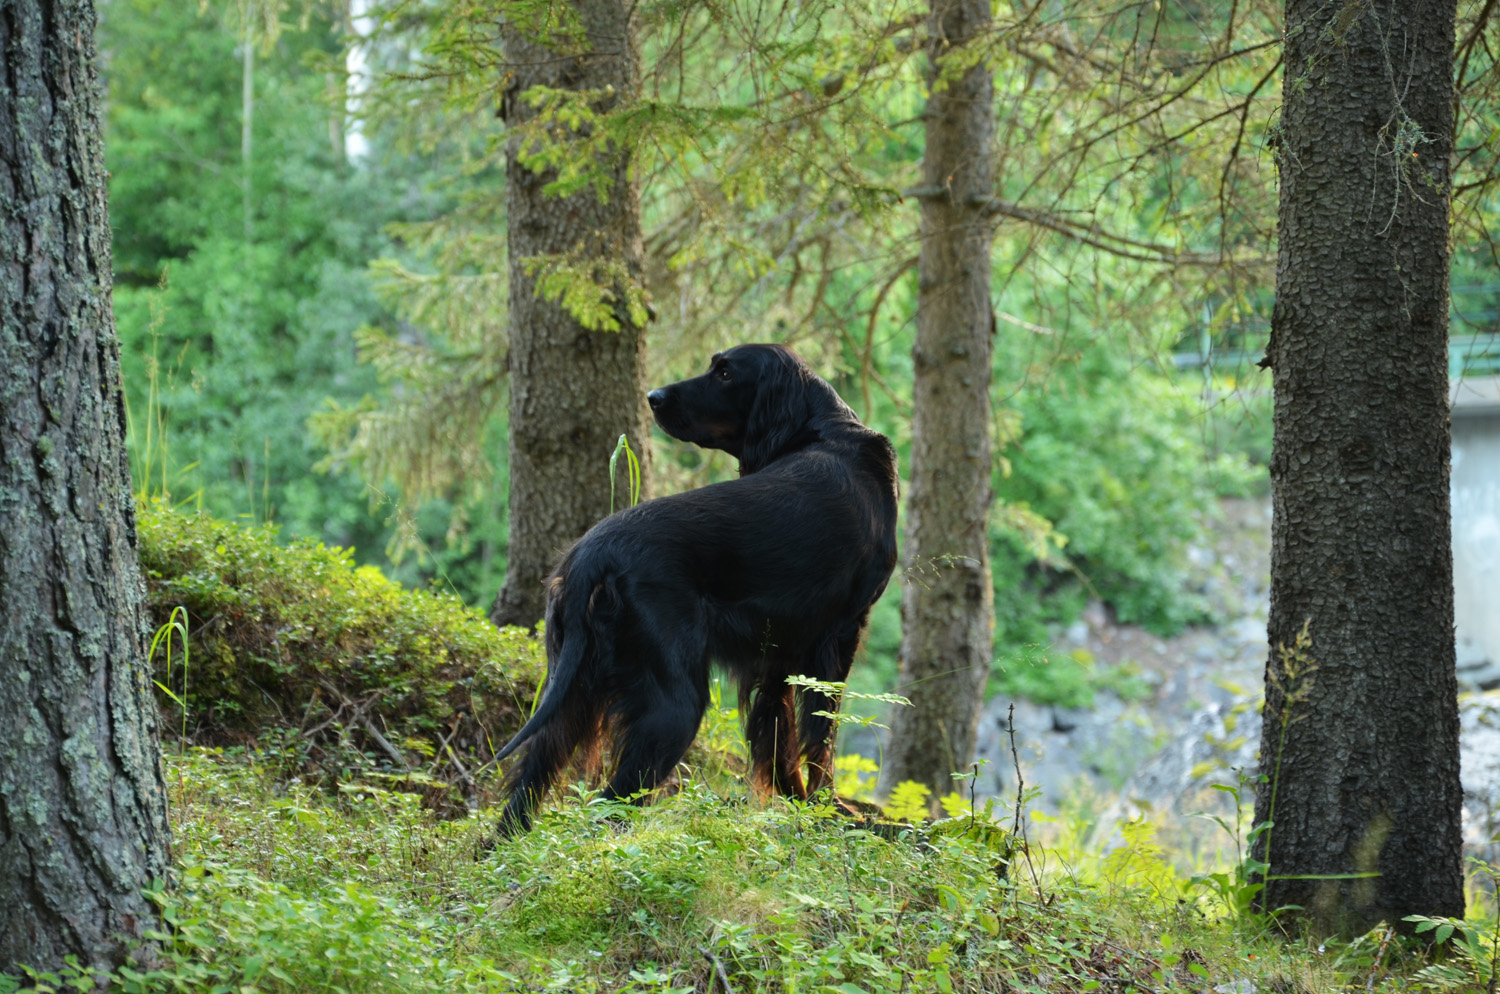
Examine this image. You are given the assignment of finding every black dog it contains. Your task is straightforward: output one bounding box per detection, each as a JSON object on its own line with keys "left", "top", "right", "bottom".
{"left": 494, "top": 344, "right": 898, "bottom": 835}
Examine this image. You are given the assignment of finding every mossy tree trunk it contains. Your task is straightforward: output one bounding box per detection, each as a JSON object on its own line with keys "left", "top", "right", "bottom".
{"left": 1253, "top": 0, "right": 1462, "bottom": 935}
{"left": 489, "top": 0, "right": 653, "bottom": 628}
{"left": 878, "top": 0, "right": 996, "bottom": 806}
{"left": 0, "top": 0, "right": 172, "bottom": 973}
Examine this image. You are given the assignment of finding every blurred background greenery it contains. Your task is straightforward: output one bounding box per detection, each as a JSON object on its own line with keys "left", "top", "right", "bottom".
{"left": 107, "top": 0, "right": 1466, "bottom": 706}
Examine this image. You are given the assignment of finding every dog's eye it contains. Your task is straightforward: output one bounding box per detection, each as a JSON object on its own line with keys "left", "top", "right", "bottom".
{"left": 716, "top": 365, "right": 732, "bottom": 382}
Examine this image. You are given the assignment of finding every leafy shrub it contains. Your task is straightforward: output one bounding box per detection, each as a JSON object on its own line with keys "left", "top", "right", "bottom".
{"left": 131, "top": 861, "right": 516, "bottom": 993}
{"left": 137, "top": 500, "right": 544, "bottom": 807}
{"left": 994, "top": 357, "right": 1252, "bottom": 637}
{"left": 985, "top": 331, "right": 1261, "bottom": 705}
{"left": 992, "top": 646, "right": 1152, "bottom": 710}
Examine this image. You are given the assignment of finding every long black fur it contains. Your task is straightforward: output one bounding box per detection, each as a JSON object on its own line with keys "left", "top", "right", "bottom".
{"left": 494, "top": 344, "right": 899, "bottom": 836}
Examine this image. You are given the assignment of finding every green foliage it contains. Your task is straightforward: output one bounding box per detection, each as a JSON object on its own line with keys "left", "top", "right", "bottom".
{"left": 6, "top": 748, "right": 1391, "bottom": 994}
{"left": 992, "top": 646, "right": 1153, "bottom": 711}
{"left": 1405, "top": 862, "right": 1500, "bottom": 992}
{"left": 512, "top": 85, "right": 630, "bottom": 201}
{"left": 103, "top": 0, "right": 487, "bottom": 581}
{"left": 991, "top": 329, "right": 1260, "bottom": 643}
{"left": 610, "top": 433, "right": 644, "bottom": 514}
{"left": 521, "top": 253, "right": 653, "bottom": 333}
{"left": 834, "top": 753, "right": 881, "bottom": 801}
{"left": 136, "top": 500, "right": 544, "bottom": 800}
{"left": 782, "top": 675, "right": 912, "bottom": 732}
{"left": 882, "top": 780, "right": 933, "bottom": 823}
{"left": 7, "top": 746, "right": 1481, "bottom": 994}
{"left": 1185, "top": 776, "right": 1268, "bottom": 921}
{"left": 124, "top": 861, "right": 515, "bottom": 993}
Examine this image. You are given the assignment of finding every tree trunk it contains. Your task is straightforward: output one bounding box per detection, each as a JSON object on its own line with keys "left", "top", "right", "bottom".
{"left": 878, "top": 0, "right": 996, "bottom": 806}
{"left": 1253, "top": 0, "right": 1462, "bottom": 935}
{"left": 490, "top": 0, "right": 652, "bottom": 628}
{"left": 0, "top": 0, "right": 172, "bottom": 973}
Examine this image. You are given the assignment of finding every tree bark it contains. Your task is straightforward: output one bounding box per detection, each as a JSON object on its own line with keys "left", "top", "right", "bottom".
{"left": 1253, "top": 0, "right": 1462, "bottom": 935}
{"left": 0, "top": 0, "right": 172, "bottom": 973}
{"left": 878, "top": 0, "right": 996, "bottom": 806}
{"left": 490, "top": 0, "right": 653, "bottom": 628}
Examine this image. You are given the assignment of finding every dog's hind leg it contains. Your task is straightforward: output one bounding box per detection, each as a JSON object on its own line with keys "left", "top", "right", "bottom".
{"left": 602, "top": 673, "right": 708, "bottom": 805}
{"left": 799, "top": 628, "right": 862, "bottom": 796}
{"left": 746, "top": 674, "right": 807, "bottom": 800}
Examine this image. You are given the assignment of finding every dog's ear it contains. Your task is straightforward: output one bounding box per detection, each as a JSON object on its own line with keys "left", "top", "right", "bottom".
{"left": 740, "top": 351, "right": 814, "bottom": 474}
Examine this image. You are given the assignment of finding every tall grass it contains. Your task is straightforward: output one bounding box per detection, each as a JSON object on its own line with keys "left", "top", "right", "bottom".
{"left": 124, "top": 281, "right": 201, "bottom": 508}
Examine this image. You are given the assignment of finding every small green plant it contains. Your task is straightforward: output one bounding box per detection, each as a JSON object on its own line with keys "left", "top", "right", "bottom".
{"left": 609, "top": 433, "right": 642, "bottom": 514}
{"left": 1191, "top": 622, "right": 1376, "bottom": 923}
{"left": 149, "top": 605, "right": 192, "bottom": 808}
{"left": 149, "top": 605, "right": 192, "bottom": 758}
{"left": 1186, "top": 771, "right": 1267, "bottom": 919}
{"left": 1182, "top": 624, "right": 1318, "bottom": 924}
{"left": 1402, "top": 857, "right": 1500, "bottom": 991}
{"left": 882, "top": 780, "right": 933, "bottom": 822}
{"left": 1405, "top": 912, "right": 1495, "bottom": 991}
{"left": 833, "top": 753, "right": 880, "bottom": 801}
{"left": 1257, "top": 619, "right": 1319, "bottom": 890}
{"left": 781, "top": 674, "right": 910, "bottom": 731}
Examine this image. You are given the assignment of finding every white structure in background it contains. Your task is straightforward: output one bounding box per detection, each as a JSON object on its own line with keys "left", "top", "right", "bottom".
{"left": 344, "top": 0, "right": 373, "bottom": 161}
{"left": 1453, "top": 376, "right": 1500, "bottom": 689}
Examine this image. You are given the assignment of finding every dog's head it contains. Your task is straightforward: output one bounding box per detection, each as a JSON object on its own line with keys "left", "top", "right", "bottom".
{"left": 648, "top": 344, "right": 848, "bottom": 474}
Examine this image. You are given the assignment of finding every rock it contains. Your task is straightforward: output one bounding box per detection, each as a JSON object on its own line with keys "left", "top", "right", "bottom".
{"left": 1082, "top": 690, "right": 1500, "bottom": 866}
{"left": 971, "top": 692, "right": 1163, "bottom": 816}
{"left": 1226, "top": 616, "right": 1266, "bottom": 648}
{"left": 1213, "top": 982, "right": 1258, "bottom": 994}
{"left": 1456, "top": 632, "right": 1500, "bottom": 692}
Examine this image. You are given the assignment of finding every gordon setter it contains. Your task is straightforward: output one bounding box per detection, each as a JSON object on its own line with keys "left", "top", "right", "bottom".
{"left": 494, "top": 344, "right": 899, "bottom": 835}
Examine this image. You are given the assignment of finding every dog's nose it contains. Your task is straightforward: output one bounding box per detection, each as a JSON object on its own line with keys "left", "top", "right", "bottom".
{"left": 647, "top": 389, "right": 667, "bottom": 410}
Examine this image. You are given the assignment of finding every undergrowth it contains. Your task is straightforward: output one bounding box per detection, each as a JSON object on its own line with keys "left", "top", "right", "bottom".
{"left": 136, "top": 500, "right": 545, "bottom": 811}
{"left": 10, "top": 748, "right": 1486, "bottom": 994}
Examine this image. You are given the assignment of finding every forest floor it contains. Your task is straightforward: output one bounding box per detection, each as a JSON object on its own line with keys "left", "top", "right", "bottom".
{"left": 18, "top": 746, "right": 1483, "bottom": 994}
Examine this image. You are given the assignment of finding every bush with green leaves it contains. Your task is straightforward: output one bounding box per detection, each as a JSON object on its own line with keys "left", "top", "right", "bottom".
{"left": 990, "top": 646, "right": 1153, "bottom": 711}
{"left": 989, "top": 327, "right": 1260, "bottom": 660}
{"left": 138, "top": 501, "right": 543, "bottom": 805}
